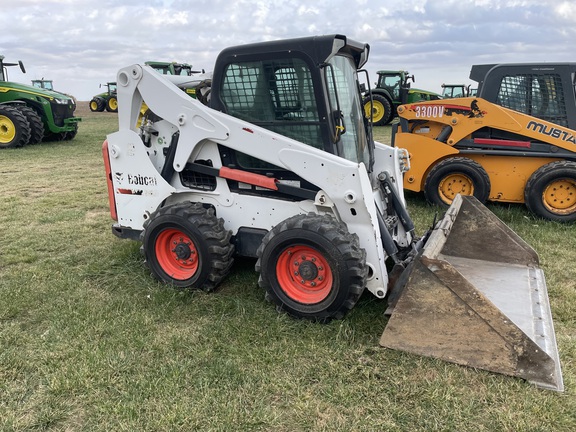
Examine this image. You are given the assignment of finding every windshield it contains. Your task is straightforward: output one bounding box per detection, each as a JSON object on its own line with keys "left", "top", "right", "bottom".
{"left": 326, "top": 55, "right": 370, "bottom": 166}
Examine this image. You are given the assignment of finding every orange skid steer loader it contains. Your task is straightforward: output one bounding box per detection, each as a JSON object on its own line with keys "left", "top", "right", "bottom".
{"left": 394, "top": 63, "right": 576, "bottom": 222}
{"left": 102, "top": 36, "right": 563, "bottom": 391}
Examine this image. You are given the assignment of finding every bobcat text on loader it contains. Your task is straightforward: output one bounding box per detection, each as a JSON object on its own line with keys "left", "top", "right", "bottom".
{"left": 102, "top": 35, "right": 563, "bottom": 391}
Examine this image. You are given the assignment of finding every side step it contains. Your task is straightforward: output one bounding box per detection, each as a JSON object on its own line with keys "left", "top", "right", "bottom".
{"left": 380, "top": 195, "right": 563, "bottom": 391}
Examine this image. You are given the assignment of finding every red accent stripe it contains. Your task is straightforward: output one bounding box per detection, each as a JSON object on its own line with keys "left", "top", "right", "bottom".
{"left": 473, "top": 138, "right": 531, "bottom": 149}
{"left": 220, "top": 166, "right": 278, "bottom": 190}
{"left": 102, "top": 140, "right": 118, "bottom": 221}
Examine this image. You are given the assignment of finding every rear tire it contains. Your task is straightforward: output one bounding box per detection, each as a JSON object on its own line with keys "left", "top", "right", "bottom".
{"left": 90, "top": 98, "right": 106, "bottom": 112}
{"left": 424, "top": 157, "right": 491, "bottom": 206}
{"left": 524, "top": 161, "right": 576, "bottom": 222}
{"left": 106, "top": 96, "right": 118, "bottom": 112}
{"left": 363, "top": 94, "right": 393, "bottom": 126}
{"left": 142, "top": 203, "right": 234, "bottom": 291}
{"left": 256, "top": 214, "right": 367, "bottom": 322}
{"left": 0, "top": 105, "right": 31, "bottom": 148}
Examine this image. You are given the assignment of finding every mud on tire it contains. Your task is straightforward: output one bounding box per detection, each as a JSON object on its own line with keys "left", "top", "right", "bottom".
{"left": 424, "top": 157, "right": 491, "bottom": 206}
{"left": 256, "top": 213, "right": 367, "bottom": 323}
{"left": 141, "top": 202, "right": 235, "bottom": 291}
{"left": 524, "top": 160, "right": 576, "bottom": 222}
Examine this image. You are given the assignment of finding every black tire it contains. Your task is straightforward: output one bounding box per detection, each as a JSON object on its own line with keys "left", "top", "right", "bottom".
{"left": 0, "top": 105, "right": 31, "bottom": 148}
{"left": 424, "top": 157, "right": 491, "bottom": 206}
{"left": 142, "top": 202, "right": 234, "bottom": 291}
{"left": 256, "top": 213, "right": 367, "bottom": 322}
{"left": 524, "top": 161, "right": 576, "bottom": 222}
{"left": 19, "top": 106, "right": 45, "bottom": 144}
{"left": 63, "top": 124, "right": 79, "bottom": 141}
{"left": 89, "top": 98, "right": 105, "bottom": 112}
{"left": 43, "top": 131, "right": 67, "bottom": 142}
{"left": 363, "top": 94, "right": 393, "bottom": 126}
{"left": 106, "top": 96, "right": 118, "bottom": 112}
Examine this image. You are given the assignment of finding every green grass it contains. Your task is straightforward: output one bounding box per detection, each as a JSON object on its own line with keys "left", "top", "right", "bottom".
{"left": 0, "top": 113, "right": 575, "bottom": 431}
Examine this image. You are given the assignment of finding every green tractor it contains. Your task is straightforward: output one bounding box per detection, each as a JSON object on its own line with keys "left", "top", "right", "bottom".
{"left": 31, "top": 78, "right": 54, "bottom": 91}
{"left": 145, "top": 61, "right": 211, "bottom": 102}
{"left": 32, "top": 78, "right": 78, "bottom": 103}
{"left": 0, "top": 55, "right": 80, "bottom": 149}
{"left": 144, "top": 61, "right": 204, "bottom": 76}
{"left": 363, "top": 70, "right": 441, "bottom": 126}
{"left": 440, "top": 83, "right": 478, "bottom": 98}
{"left": 89, "top": 82, "right": 117, "bottom": 113}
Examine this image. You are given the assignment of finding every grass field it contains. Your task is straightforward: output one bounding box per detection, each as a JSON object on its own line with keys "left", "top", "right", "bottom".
{"left": 1, "top": 106, "right": 575, "bottom": 431}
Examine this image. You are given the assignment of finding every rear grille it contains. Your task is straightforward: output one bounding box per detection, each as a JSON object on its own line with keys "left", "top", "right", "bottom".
{"left": 180, "top": 160, "right": 217, "bottom": 191}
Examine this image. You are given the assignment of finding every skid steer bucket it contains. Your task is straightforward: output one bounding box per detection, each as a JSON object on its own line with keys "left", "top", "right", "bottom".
{"left": 381, "top": 195, "right": 563, "bottom": 391}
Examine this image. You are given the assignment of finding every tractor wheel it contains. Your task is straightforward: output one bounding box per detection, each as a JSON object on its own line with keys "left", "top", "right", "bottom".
{"left": 19, "top": 106, "right": 45, "bottom": 144}
{"left": 424, "top": 157, "right": 491, "bottom": 207}
{"left": 0, "top": 105, "right": 31, "bottom": 148}
{"left": 106, "top": 97, "right": 118, "bottom": 112}
{"left": 524, "top": 161, "right": 576, "bottom": 222}
{"left": 142, "top": 202, "right": 234, "bottom": 291}
{"left": 43, "top": 131, "right": 67, "bottom": 142}
{"left": 256, "top": 213, "right": 367, "bottom": 323}
{"left": 363, "top": 94, "right": 393, "bottom": 126}
{"left": 89, "top": 98, "right": 105, "bottom": 112}
{"left": 63, "top": 124, "right": 79, "bottom": 141}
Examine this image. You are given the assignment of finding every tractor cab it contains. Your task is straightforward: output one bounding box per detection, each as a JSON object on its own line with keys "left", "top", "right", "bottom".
{"left": 441, "top": 83, "right": 473, "bottom": 98}
{"left": 376, "top": 70, "right": 413, "bottom": 102}
{"left": 32, "top": 79, "right": 54, "bottom": 91}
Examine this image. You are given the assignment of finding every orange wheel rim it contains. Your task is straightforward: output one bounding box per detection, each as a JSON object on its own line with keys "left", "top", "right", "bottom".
{"left": 155, "top": 228, "right": 199, "bottom": 280}
{"left": 542, "top": 178, "right": 576, "bottom": 215}
{"left": 438, "top": 173, "right": 474, "bottom": 204}
{"left": 276, "top": 245, "right": 333, "bottom": 304}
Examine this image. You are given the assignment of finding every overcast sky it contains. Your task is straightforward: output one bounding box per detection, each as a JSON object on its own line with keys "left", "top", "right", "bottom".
{"left": 1, "top": 0, "right": 575, "bottom": 101}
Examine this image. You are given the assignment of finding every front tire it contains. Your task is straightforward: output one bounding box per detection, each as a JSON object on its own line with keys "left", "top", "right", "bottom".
{"left": 142, "top": 203, "right": 234, "bottom": 291}
{"left": 63, "top": 124, "right": 79, "bottom": 141}
{"left": 363, "top": 94, "right": 393, "bottom": 126}
{"left": 424, "top": 157, "right": 491, "bottom": 206}
{"left": 256, "top": 214, "right": 367, "bottom": 322}
{"left": 525, "top": 161, "right": 576, "bottom": 222}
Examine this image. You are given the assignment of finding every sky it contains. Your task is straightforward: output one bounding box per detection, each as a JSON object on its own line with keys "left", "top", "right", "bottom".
{"left": 1, "top": 0, "right": 575, "bottom": 101}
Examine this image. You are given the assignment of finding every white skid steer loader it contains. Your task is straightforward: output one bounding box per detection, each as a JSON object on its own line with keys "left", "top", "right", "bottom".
{"left": 102, "top": 35, "right": 563, "bottom": 391}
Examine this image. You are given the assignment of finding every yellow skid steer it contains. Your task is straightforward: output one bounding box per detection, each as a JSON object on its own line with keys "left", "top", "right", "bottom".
{"left": 102, "top": 35, "right": 563, "bottom": 391}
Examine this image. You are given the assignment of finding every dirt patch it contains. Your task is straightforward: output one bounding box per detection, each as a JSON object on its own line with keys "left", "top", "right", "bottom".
{"left": 75, "top": 101, "right": 118, "bottom": 118}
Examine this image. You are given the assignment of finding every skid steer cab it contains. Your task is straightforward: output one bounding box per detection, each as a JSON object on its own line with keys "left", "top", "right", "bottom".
{"left": 102, "top": 35, "right": 563, "bottom": 391}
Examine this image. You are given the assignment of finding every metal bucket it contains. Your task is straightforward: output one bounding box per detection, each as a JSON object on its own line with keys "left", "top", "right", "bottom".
{"left": 380, "top": 195, "right": 564, "bottom": 391}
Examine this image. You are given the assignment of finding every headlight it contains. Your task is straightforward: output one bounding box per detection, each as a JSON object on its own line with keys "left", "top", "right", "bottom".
{"left": 54, "top": 98, "right": 69, "bottom": 104}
